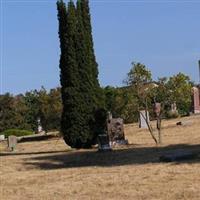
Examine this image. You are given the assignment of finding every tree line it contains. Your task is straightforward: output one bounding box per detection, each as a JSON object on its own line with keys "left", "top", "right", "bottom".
{"left": 104, "top": 62, "right": 193, "bottom": 123}
{"left": 0, "top": 87, "right": 62, "bottom": 133}
{"left": 0, "top": 64, "right": 193, "bottom": 133}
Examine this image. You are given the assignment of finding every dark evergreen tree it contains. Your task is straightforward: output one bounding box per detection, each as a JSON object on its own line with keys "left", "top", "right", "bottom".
{"left": 57, "top": 0, "right": 82, "bottom": 148}
{"left": 78, "top": 0, "right": 104, "bottom": 107}
{"left": 75, "top": 1, "right": 98, "bottom": 145}
{"left": 57, "top": 0, "right": 101, "bottom": 148}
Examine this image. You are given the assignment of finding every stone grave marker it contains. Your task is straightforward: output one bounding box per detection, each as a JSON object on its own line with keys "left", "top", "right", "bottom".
{"left": 107, "top": 118, "right": 128, "bottom": 145}
{"left": 139, "top": 110, "right": 149, "bottom": 128}
{"left": 37, "top": 118, "right": 43, "bottom": 133}
{"left": 8, "top": 135, "right": 17, "bottom": 151}
{"left": 171, "top": 102, "right": 177, "bottom": 113}
{"left": 0, "top": 135, "right": 5, "bottom": 141}
{"left": 192, "top": 86, "right": 200, "bottom": 114}
{"left": 98, "top": 134, "right": 112, "bottom": 151}
{"left": 154, "top": 103, "right": 161, "bottom": 117}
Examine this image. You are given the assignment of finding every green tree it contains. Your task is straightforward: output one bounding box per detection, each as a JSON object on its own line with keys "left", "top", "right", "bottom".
{"left": 57, "top": 0, "right": 82, "bottom": 148}
{"left": 13, "top": 94, "right": 32, "bottom": 130}
{"left": 57, "top": 0, "right": 101, "bottom": 148}
{"left": 48, "top": 88, "right": 62, "bottom": 130}
{"left": 104, "top": 86, "right": 118, "bottom": 114}
{"left": 167, "top": 73, "right": 192, "bottom": 116}
{"left": 24, "top": 90, "right": 40, "bottom": 132}
{"left": 77, "top": 0, "right": 104, "bottom": 108}
{"left": 125, "top": 62, "right": 159, "bottom": 144}
{"left": 0, "top": 93, "right": 33, "bottom": 132}
{"left": 79, "top": 0, "right": 101, "bottom": 100}
{"left": 125, "top": 62, "right": 152, "bottom": 110}
{"left": 36, "top": 87, "right": 62, "bottom": 132}
{"left": 0, "top": 93, "right": 16, "bottom": 132}
{"left": 125, "top": 62, "right": 152, "bottom": 85}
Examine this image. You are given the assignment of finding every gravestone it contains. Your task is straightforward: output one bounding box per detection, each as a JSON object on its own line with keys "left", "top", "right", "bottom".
{"left": 154, "top": 103, "right": 161, "bottom": 117}
{"left": 0, "top": 135, "right": 5, "bottom": 141}
{"left": 8, "top": 135, "right": 17, "bottom": 151}
{"left": 171, "top": 102, "right": 177, "bottom": 112}
{"left": 107, "top": 118, "right": 125, "bottom": 142}
{"left": 107, "top": 118, "right": 128, "bottom": 146}
{"left": 139, "top": 110, "right": 149, "bottom": 128}
{"left": 192, "top": 87, "right": 200, "bottom": 114}
{"left": 37, "top": 118, "right": 43, "bottom": 133}
{"left": 98, "top": 134, "right": 112, "bottom": 151}
{"left": 108, "top": 111, "right": 112, "bottom": 120}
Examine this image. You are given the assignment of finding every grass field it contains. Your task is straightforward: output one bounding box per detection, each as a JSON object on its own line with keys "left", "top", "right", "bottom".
{"left": 0, "top": 115, "right": 200, "bottom": 200}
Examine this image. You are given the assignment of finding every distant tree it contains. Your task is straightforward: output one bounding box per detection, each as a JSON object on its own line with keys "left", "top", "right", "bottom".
{"left": 167, "top": 73, "right": 192, "bottom": 116}
{"left": 24, "top": 90, "right": 40, "bottom": 132}
{"left": 0, "top": 93, "right": 16, "bottom": 132}
{"left": 103, "top": 86, "right": 138, "bottom": 123}
{"left": 125, "top": 62, "right": 159, "bottom": 144}
{"left": 36, "top": 87, "right": 62, "bottom": 132}
{"left": 125, "top": 62, "right": 152, "bottom": 110}
{"left": 104, "top": 86, "right": 118, "bottom": 114}
{"left": 48, "top": 88, "right": 62, "bottom": 130}
{"left": 13, "top": 94, "right": 32, "bottom": 130}
{"left": 0, "top": 93, "right": 33, "bottom": 132}
{"left": 125, "top": 62, "right": 152, "bottom": 85}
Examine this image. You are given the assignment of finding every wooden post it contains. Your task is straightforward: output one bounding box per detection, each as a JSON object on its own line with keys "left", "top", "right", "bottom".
{"left": 154, "top": 102, "right": 162, "bottom": 144}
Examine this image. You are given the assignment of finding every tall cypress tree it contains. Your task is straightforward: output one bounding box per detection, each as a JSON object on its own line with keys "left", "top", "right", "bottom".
{"left": 79, "top": 0, "right": 98, "bottom": 82}
{"left": 76, "top": 1, "right": 97, "bottom": 146}
{"left": 57, "top": 0, "right": 102, "bottom": 148}
{"left": 79, "top": 0, "right": 104, "bottom": 108}
{"left": 57, "top": 0, "right": 82, "bottom": 148}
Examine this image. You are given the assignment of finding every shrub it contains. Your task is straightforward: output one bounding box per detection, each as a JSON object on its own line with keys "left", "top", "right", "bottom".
{"left": 0, "top": 129, "right": 34, "bottom": 138}
{"left": 166, "top": 111, "right": 179, "bottom": 119}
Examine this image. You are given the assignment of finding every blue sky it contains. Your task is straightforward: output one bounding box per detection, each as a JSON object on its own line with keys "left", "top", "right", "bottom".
{"left": 1, "top": 0, "right": 200, "bottom": 95}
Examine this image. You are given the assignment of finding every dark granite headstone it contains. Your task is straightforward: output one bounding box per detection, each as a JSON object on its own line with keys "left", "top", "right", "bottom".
{"left": 98, "top": 134, "right": 112, "bottom": 151}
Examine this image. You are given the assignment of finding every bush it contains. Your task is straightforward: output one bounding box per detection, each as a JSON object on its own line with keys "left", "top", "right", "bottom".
{"left": 0, "top": 129, "right": 34, "bottom": 138}
{"left": 166, "top": 111, "right": 179, "bottom": 119}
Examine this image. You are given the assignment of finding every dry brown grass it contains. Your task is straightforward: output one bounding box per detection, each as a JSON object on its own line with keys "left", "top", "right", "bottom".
{"left": 0, "top": 115, "right": 200, "bottom": 200}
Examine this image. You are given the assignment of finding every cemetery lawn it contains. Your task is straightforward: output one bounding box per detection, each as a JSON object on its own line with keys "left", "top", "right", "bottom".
{"left": 0, "top": 115, "right": 200, "bottom": 200}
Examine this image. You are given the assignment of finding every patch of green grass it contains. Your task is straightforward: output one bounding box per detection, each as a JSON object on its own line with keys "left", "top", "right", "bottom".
{"left": 0, "top": 129, "right": 34, "bottom": 138}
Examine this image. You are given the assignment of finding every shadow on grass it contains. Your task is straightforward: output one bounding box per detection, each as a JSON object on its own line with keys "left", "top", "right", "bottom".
{"left": 22, "top": 144, "right": 200, "bottom": 170}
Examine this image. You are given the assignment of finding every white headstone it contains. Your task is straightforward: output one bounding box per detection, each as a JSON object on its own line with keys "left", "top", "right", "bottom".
{"left": 8, "top": 135, "right": 17, "bottom": 151}
{"left": 139, "top": 110, "right": 149, "bottom": 128}
{"left": 37, "top": 118, "right": 43, "bottom": 133}
{"left": 38, "top": 125, "right": 43, "bottom": 133}
{"left": 0, "top": 135, "right": 5, "bottom": 141}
